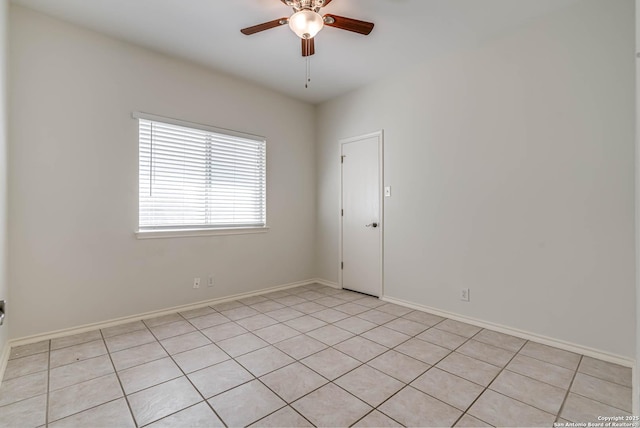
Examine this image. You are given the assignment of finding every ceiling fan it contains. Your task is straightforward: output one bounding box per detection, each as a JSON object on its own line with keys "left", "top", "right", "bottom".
{"left": 240, "top": 0, "right": 375, "bottom": 57}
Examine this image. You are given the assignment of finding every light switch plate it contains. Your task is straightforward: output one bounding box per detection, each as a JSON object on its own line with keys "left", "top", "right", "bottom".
{"left": 385, "top": 186, "right": 391, "bottom": 197}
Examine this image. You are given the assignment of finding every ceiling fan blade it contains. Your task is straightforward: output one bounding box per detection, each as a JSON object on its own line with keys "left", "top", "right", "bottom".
{"left": 323, "top": 14, "right": 374, "bottom": 35}
{"left": 302, "top": 38, "right": 315, "bottom": 57}
{"left": 321, "top": 0, "right": 333, "bottom": 6}
{"left": 240, "top": 18, "right": 288, "bottom": 35}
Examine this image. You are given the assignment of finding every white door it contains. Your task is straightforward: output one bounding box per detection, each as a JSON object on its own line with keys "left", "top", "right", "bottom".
{"left": 340, "top": 132, "right": 383, "bottom": 297}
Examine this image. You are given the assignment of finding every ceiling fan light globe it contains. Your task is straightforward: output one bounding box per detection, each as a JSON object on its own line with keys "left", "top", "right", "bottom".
{"left": 288, "top": 10, "right": 324, "bottom": 39}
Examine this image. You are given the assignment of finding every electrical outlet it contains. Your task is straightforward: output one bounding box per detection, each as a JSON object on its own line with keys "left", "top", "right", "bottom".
{"left": 208, "top": 275, "right": 214, "bottom": 287}
{"left": 460, "top": 288, "right": 470, "bottom": 302}
{"left": 193, "top": 278, "right": 201, "bottom": 289}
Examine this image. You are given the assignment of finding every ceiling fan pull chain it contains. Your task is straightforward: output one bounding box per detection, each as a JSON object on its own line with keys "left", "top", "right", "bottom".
{"left": 305, "top": 57, "right": 311, "bottom": 88}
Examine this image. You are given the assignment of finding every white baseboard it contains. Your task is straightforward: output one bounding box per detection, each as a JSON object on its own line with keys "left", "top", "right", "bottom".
{"left": 312, "top": 278, "right": 340, "bottom": 289}
{"left": 382, "top": 295, "right": 635, "bottom": 368}
{"left": 0, "top": 340, "right": 10, "bottom": 388}
{"left": 9, "top": 278, "right": 320, "bottom": 348}
{"left": 633, "top": 365, "right": 638, "bottom": 416}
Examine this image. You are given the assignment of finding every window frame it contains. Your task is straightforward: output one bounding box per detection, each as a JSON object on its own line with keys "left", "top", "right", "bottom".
{"left": 133, "top": 112, "right": 268, "bottom": 239}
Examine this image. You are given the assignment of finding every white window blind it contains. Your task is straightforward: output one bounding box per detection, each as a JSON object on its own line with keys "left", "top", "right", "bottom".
{"left": 137, "top": 113, "right": 266, "bottom": 231}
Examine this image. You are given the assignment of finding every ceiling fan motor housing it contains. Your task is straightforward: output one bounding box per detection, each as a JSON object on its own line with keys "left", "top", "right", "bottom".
{"left": 283, "top": 0, "right": 327, "bottom": 13}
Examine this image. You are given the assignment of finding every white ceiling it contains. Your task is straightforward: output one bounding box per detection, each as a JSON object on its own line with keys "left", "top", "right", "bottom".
{"left": 12, "top": 0, "right": 582, "bottom": 104}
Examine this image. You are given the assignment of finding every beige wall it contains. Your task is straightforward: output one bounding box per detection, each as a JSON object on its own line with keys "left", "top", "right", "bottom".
{"left": 316, "top": 0, "right": 635, "bottom": 358}
{"left": 0, "top": 0, "right": 8, "bottom": 352}
{"left": 8, "top": 6, "right": 317, "bottom": 338}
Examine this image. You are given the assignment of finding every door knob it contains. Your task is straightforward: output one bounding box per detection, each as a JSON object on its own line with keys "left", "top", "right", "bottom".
{"left": 365, "top": 223, "right": 378, "bottom": 228}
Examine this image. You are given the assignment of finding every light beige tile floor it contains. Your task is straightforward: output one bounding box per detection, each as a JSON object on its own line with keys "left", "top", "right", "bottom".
{"left": 0, "top": 283, "right": 633, "bottom": 427}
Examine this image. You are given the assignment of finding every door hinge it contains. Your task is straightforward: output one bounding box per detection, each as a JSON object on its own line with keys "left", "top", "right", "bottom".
{"left": 341, "top": 155, "right": 346, "bottom": 164}
{"left": 341, "top": 209, "right": 343, "bottom": 216}
{"left": 341, "top": 262, "right": 344, "bottom": 269}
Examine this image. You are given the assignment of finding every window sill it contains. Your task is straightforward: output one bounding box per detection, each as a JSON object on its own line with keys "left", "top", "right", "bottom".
{"left": 135, "top": 226, "right": 270, "bottom": 240}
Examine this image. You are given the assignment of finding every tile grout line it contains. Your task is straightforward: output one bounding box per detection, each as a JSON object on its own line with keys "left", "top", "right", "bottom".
{"left": 348, "top": 320, "right": 470, "bottom": 423}
{"left": 108, "top": 342, "right": 165, "bottom": 372}
{"left": 573, "top": 370, "right": 634, "bottom": 390}
{"left": 46, "top": 347, "right": 114, "bottom": 373}
{"left": 211, "top": 287, "right": 340, "bottom": 426}
{"left": 457, "top": 340, "right": 613, "bottom": 392}
{"left": 376, "top": 323, "right": 488, "bottom": 427}
{"left": 451, "top": 334, "right": 527, "bottom": 427}
{"left": 251, "top": 373, "right": 315, "bottom": 426}
{"left": 0, "top": 351, "right": 52, "bottom": 420}
{"left": 516, "top": 351, "right": 583, "bottom": 375}
{"left": 531, "top": 355, "right": 584, "bottom": 423}
{"left": 225, "top": 309, "right": 360, "bottom": 425}
{"left": 99, "top": 328, "right": 139, "bottom": 428}
{"left": 349, "top": 408, "right": 402, "bottom": 428}
{"left": 564, "top": 390, "right": 632, "bottom": 414}
{"left": 349, "top": 318, "right": 470, "bottom": 427}
{"left": 423, "top": 332, "right": 620, "bottom": 421}
{"left": 136, "top": 402, "right": 216, "bottom": 428}
{"left": 424, "top": 326, "right": 514, "bottom": 423}
{"left": 216, "top": 295, "right": 406, "bottom": 426}
{"left": 49, "top": 396, "right": 124, "bottom": 426}
{"left": 221, "top": 334, "right": 326, "bottom": 425}
{"left": 46, "top": 344, "right": 130, "bottom": 424}
{"left": 501, "top": 352, "right": 633, "bottom": 415}
{"left": 256, "top": 347, "right": 370, "bottom": 426}
{"left": 461, "top": 341, "right": 591, "bottom": 425}
{"left": 497, "top": 365, "right": 571, "bottom": 391}
{"left": 142, "top": 311, "right": 230, "bottom": 428}
{"left": 559, "top": 355, "right": 604, "bottom": 424}
{"left": 248, "top": 384, "right": 315, "bottom": 428}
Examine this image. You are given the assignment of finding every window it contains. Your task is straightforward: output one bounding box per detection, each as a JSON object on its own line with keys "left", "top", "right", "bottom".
{"left": 135, "top": 112, "right": 266, "bottom": 235}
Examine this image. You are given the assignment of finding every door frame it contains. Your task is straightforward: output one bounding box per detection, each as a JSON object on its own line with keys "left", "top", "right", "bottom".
{"left": 338, "top": 130, "right": 384, "bottom": 297}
